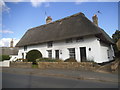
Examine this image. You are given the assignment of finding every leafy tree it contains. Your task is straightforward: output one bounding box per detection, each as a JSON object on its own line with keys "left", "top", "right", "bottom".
{"left": 112, "top": 30, "right": 120, "bottom": 43}
{"left": 112, "top": 30, "right": 120, "bottom": 58}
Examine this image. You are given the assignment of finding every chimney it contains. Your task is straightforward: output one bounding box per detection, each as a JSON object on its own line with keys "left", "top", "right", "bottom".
{"left": 10, "top": 39, "right": 14, "bottom": 48}
{"left": 92, "top": 14, "right": 98, "bottom": 26}
{"left": 46, "top": 16, "right": 52, "bottom": 24}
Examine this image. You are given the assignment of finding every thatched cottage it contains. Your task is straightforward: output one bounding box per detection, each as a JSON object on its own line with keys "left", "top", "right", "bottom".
{"left": 16, "top": 12, "right": 114, "bottom": 63}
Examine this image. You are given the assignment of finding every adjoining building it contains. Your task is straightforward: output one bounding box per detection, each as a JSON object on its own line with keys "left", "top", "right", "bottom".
{"left": 0, "top": 39, "right": 19, "bottom": 56}
{"left": 0, "top": 47, "right": 18, "bottom": 56}
{"left": 0, "top": 39, "right": 19, "bottom": 61}
{"left": 16, "top": 12, "right": 114, "bottom": 63}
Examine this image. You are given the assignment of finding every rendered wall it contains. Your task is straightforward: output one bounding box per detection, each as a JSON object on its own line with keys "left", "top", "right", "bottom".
{"left": 17, "top": 35, "right": 109, "bottom": 63}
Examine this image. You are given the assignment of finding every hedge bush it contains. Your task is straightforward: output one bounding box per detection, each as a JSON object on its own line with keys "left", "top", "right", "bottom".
{"left": 26, "top": 50, "right": 42, "bottom": 62}
{"left": 36, "top": 58, "right": 63, "bottom": 62}
{"left": 64, "top": 58, "right": 77, "bottom": 62}
{"left": 0, "top": 55, "right": 10, "bottom": 61}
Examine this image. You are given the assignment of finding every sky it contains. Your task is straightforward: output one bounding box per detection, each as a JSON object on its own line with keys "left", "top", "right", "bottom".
{"left": 0, "top": 0, "right": 119, "bottom": 47}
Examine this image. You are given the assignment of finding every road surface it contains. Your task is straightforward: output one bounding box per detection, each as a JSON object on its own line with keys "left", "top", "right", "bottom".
{"left": 2, "top": 72, "right": 118, "bottom": 88}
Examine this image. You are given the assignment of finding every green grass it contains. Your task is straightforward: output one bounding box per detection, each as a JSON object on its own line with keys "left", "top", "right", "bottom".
{"left": 32, "top": 64, "right": 38, "bottom": 68}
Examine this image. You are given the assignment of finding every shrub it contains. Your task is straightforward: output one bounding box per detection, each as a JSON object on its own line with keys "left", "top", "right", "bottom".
{"left": 16, "top": 58, "right": 28, "bottom": 62}
{"left": 64, "top": 58, "right": 77, "bottom": 62}
{"left": 26, "top": 50, "right": 42, "bottom": 62}
{"left": 36, "top": 58, "right": 63, "bottom": 62}
{"left": 0, "top": 55, "right": 10, "bottom": 61}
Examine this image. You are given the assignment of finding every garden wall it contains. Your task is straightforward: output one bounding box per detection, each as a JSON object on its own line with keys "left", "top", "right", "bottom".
{"left": 10, "top": 62, "right": 100, "bottom": 70}
{"left": 0, "top": 60, "right": 10, "bottom": 67}
{"left": 10, "top": 62, "right": 32, "bottom": 68}
{"left": 37, "top": 62, "right": 99, "bottom": 70}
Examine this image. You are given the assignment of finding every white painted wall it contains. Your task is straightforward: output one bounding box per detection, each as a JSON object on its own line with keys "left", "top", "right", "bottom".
{"left": 100, "top": 42, "right": 114, "bottom": 63}
{"left": 0, "top": 60, "right": 10, "bottom": 67}
{"left": 9, "top": 55, "right": 18, "bottom": 61}
{"left": 17, "top": 35, "right": 114, "bottom": 63}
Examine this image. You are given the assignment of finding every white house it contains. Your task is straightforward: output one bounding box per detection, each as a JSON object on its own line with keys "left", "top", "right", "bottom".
{"left": 16, "top": 12, "right": 114, "bottom": 63}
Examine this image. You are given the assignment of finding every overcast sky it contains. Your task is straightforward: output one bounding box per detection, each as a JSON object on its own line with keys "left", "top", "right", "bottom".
{"left": 0, "top": 0, "right": 119, "bottom": 47}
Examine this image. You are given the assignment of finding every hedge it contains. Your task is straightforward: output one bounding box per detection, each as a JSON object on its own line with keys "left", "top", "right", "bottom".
{"left": 36, "top": 58, "right": 63, "bottom": 62}
{"left": 64, "top": 58, "right": 77, "bottom": 62}
{"left": 26, "top": 50, "right": 42, "bottom": 62}
{"left": 0, "top": 55, "right": 10, "bottom": 61}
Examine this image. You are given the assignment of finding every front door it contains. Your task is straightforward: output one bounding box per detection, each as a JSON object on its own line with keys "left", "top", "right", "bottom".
{"left": 22, "top": 53, "right": 24, "bottom": 59}
{"left": 80, "top": 47, "right": 86, "bottom": 62}
{"left": 55, "top": 50, "right": 59, "bottom": 59}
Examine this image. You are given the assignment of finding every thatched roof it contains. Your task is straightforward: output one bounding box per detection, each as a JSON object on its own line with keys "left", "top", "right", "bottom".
{"left": 16, "top": 12, "right": 113, "bottom": 47}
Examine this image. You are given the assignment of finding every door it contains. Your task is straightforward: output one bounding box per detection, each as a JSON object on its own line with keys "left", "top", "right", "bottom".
{"left": 80, "top": 47, "right": 86, "bottom": 62}
{"left": 22, "top": 53, "right": 24, "bottom": 59}
{"left": 55, "top": 50, "right": 59, "bottom": 59}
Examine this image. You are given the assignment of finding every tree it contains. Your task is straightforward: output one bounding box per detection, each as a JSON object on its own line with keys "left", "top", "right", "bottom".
{"left": 112, "top": 30, "right": 120, "bottom": 58}
{"left": 112, "top": 30, "right": 120, "bottom": 43}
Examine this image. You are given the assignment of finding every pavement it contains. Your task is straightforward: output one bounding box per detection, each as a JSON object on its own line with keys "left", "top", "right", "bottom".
{"left": 2, "top": 67, "right": 118, "bottom": 83}
{"left": 3, "top": 72, "right": 118, "bottom": 88}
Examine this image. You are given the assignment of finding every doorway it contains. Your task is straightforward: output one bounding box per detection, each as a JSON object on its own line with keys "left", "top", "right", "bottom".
{"left": 80, "top": 47, "right": 86, "bottom": 62}
{"left": 55, "top": 50, "right": 59, "bottom": 59}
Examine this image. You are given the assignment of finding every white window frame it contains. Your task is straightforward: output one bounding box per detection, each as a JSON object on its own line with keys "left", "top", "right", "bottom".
{"left": 24, "top": 46, "right": 27, "bottom": 51}
{"left": 47, "top": 41, "right": 53, "bottom": 48}
{"left": 68, "top": 48, "right": 76, "bottom": 59}
{"left": 47, "top": 50, "right": 52, "bottom": 58}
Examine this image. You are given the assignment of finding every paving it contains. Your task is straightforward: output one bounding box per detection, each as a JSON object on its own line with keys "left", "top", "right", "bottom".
{"left": 2, "top": 67, "right": 118, "bottom": 83}
{"left": 3, "top": 72, "right": 118, "bottom": 88}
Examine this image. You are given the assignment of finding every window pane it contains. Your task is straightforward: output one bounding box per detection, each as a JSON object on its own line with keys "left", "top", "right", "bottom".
{"left": 24, "top": 46, "right": 27, "bottom": 51}
{"left": 66, "top": 38, "right": 72, "bottom": 43}
{"left": 68, "top": 48, "right": 75, "bottom": 59}
{"left": 47, "top": 41, "right": 53, "bottom": 48}
{"left": 76, "top": 37, "right": 84, "bottom": 42}
{"left": 48, "top": 50, "right": 52, "bottom": 58}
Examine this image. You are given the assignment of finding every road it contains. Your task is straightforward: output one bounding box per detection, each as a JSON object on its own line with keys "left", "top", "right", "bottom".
{"left": 2, "top": 72, "right": 118, "bottom": 88}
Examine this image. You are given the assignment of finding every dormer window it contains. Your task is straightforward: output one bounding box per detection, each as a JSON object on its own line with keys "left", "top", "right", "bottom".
{"left": 47, "top": 41, "right": 53, "bottom": 48}
{"left": 76, "top": 37, "right": 84, "bottom": 42}
{"left": 66, "top": 38, "right": 73, "bottom": 43}
{"left": 24, "top": 46, "right": 27, "bottom": 51}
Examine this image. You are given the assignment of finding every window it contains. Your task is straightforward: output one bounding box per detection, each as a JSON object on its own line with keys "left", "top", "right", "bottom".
{"left": 24, "top": 46, "right": 27, "bottom": 51}
{"left": 47, "top": 41, "right": 53, "bottom": 48}
{"left": 107, "top": 50, "right": 110, "bottom": 58}
{"left": 66, "top": 38, "right": 73, "bottom": 43}
{"left": 47, "top": 50, "right": 52, "bottom": 58}
{"left": 76, "top": 37, "right": 84, "bottom": 42}
{"left": 68, "top": 48, "right": 76, "bottom": 59}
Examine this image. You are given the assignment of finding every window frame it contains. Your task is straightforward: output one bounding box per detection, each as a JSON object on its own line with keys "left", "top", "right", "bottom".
{"left": 47, "top": 50, "right": 52, "bottom": 58}
{"left": 76, "top": 37, "right": 84, "bottom": 42}
{"left": 66, "top": 38, "right": 73, "bottom": 43}
{"left": 47, "top": 41, "right": 53, "bottom": 48}
{"left": 24, "top": 46, "right": 27, "bottom": 51}
{"left": 68, "top": 48, "right": 76, "bottom": 59}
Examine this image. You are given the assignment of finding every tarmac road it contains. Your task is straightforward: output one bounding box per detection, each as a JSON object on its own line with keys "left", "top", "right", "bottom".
{"left": 2, "top": 72, "right": 118, "bottom": 88}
